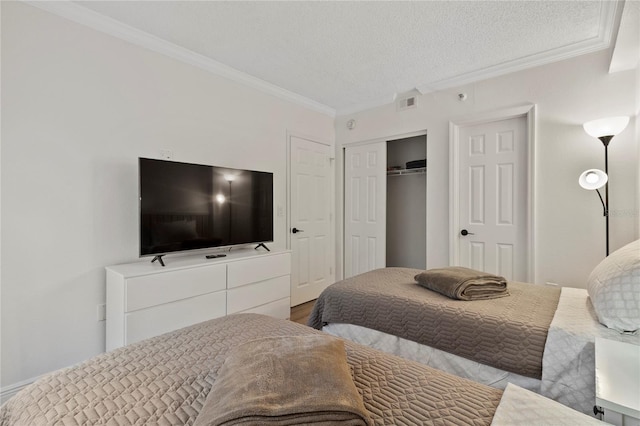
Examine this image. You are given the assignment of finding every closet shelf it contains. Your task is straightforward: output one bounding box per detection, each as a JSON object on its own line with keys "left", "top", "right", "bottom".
{"left": 387, "top": 167, "right": 426, "bottom": 176}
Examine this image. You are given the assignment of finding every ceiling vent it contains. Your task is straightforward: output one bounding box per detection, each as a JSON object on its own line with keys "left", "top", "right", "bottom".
{"left": 398, "top": 95, "right": 418, "bottom": 111}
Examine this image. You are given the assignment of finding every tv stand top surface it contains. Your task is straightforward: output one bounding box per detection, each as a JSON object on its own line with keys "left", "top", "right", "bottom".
{"left": 107, "top": 247, "right": 289, "bottom": 278}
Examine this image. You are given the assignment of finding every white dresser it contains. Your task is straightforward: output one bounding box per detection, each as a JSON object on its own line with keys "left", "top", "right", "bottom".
{"left": 106, "top": 249, "right": 291, "bottom": 351}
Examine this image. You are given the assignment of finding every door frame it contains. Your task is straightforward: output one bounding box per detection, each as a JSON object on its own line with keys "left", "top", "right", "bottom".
{"left": 449, "top": 104, "right": 536, "bottom": 282}
{"left": 339, "top": 130, "right": 427, "bottom": 280}
{"left": 286, "top": 131, "right": 336, "bottom": 300}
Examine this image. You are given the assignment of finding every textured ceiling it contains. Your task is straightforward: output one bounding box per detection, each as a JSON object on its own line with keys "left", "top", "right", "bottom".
{"left": 69, "top": 1, "right": 619, "bottom": 115}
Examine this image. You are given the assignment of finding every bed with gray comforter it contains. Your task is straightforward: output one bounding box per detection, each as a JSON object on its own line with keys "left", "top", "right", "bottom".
{"left": 1, "top": 313, "right": 505, "bottom": 425}
{"left": 308, "top": 267, "right": 561, "bottom": 380}
{"left": 1, "top": 312, "right": 608, "bottom": 425}
{"left": 307, "top": 267, "right": 640, "bottom": 417}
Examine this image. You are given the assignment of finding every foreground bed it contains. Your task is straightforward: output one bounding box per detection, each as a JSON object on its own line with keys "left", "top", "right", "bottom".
{"left": 309, "top": 240, "right": 640, "bottom": 416}
{"left": 0, "top": 313, "right": 600, "bottom": 425}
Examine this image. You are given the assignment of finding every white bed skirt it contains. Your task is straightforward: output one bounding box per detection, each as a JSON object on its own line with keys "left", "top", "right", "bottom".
{"left": 323, "top": 322, "right": 541, "bottom": 391}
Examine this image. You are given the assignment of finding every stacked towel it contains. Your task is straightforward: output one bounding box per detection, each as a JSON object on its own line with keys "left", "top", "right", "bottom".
{"left": 415, "top": 266, "right": 509, "bottom": 301}
{"left": 194, "top": 334, "right": 372, "bottom": 426}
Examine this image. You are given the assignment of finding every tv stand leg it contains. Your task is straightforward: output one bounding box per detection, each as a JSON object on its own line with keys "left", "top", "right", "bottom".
{"left": 151, "top": 255, "right": 166, "bottom": 267}
{"left": 254, "top": 243, "right": 270, "bottom": 251}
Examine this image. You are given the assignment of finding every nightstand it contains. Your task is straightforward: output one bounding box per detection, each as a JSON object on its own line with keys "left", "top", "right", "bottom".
{"left": 595, "top": 337, "right": 640, "bottom": 426}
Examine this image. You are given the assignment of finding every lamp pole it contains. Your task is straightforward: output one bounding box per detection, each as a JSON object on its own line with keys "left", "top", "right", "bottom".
{"left": 600, "top": 135, "right": 612, "bottom": 256}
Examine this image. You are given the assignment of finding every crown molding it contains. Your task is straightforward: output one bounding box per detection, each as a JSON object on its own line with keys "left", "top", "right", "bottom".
{"left": 24, "top": 0, "right": 620, "bottom": 118}
{"left": 417, "top": 0, "right": 620, "bottom": 95}
{"left": 340, "top": 0, "right": 619, "bottom": 116}
{"left": 24, "top": 1, "right": 336, "bottom": 118}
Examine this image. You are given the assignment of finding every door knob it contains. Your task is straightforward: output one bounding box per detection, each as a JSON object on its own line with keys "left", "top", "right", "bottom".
{"left": 460, "top": 229, "right": 474, "bottom": 236}
{"left": 292, "top": 227, "right": 304, "bottom": 234}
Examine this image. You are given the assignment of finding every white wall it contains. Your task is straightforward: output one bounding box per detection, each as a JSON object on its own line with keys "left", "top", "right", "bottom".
{"left": 636, "top": 63, "right": 640, "bottom": 238}
{"left": 336, "top": 49, "right": 638, "bottom": 288}
{"left": 0, "top": 2, "right": 334, "bottom": 388}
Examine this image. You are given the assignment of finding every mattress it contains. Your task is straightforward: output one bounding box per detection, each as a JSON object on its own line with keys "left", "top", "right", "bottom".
{"left": 308, "top": 267, "right": 561, "bottom": 379}
{"left": 1, "top": 313, "right": 505, "bottom": 425}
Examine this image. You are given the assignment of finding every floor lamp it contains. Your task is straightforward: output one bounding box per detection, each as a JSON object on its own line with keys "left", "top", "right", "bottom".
{"left": 579, "top": 116, "right": 629, "bottom": 256}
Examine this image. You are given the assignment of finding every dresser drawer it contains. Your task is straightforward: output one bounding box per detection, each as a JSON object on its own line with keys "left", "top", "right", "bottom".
{"left": 227, "top": 275, "right": 290, "bottom": 314}
{"left": 227, "top": 253, "right": 290, "bottom": 289}
{"left": 238, "top": 297, "right": 290, "bottom": 320}
{"left": 125, "top": 264, "right": 226, "bottom": 312}
{"left": 125, "top": 290, "right": 226, "bottom": 345}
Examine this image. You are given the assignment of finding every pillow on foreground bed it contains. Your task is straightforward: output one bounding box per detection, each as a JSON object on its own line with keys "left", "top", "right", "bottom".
{"left": 587, "top": 239, "right": 640, "bottom": 332}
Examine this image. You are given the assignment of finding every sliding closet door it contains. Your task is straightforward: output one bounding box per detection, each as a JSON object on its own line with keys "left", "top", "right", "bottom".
{"left": 344, "top": 142, "right": 386, "bottom": 278}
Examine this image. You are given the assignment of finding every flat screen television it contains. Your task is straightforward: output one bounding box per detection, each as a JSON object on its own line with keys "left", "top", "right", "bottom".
{"left": 139, "top": 158, "right": 273, "bottom": 263}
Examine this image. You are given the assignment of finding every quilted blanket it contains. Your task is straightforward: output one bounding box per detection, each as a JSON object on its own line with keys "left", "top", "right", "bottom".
{"left": 0, "top": 313, "right": 503, "bottom": 425}
{"left": 308, "top": 267, "right": 561, "bottom": 379}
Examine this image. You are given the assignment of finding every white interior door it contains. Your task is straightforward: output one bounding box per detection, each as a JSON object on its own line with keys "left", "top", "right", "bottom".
{"left": 456, "top": 116, "right": 528, "bottom": 281}
{"left": 289, "top": 136, "right": 333, "bottom": 306}
{"left": 344, "top": 142, "right": 386, "bottom": 278}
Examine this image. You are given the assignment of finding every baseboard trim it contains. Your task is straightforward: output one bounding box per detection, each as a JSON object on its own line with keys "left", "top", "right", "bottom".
{"left": 0, "top": 376, "right": 41, "bottom": 406}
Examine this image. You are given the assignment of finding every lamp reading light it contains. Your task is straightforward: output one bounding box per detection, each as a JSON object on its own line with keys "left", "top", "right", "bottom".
{"left": 215, "top": 193, "right": 225, "bottom": 203}
{"left": 579, "top": 169, "right": 607, "bottom": 190}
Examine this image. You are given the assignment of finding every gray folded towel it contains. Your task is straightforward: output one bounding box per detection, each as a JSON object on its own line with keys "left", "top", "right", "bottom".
{"left": 194, "top": 334, "right": 372, "bottom": 426}
{"left": 415, "top": 266, "right": 509, "bottom": 301}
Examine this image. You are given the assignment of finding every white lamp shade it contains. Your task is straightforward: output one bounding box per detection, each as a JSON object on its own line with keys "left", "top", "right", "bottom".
{"left": 583, "top": 116, "right": 629, "bottom": 138}
{"left": 579, "top": 169, "right": 608, "bottom": 190}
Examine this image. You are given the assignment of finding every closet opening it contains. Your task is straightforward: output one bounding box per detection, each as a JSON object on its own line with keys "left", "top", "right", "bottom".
{"left": 386, "top": 135, "right": 427, "bottom": 269}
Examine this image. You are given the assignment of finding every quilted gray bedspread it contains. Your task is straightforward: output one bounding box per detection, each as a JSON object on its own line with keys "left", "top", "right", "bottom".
{"left": 1, "top": 313, "right": 502, "bottom": 425}
{"left": 308, "top": 268, "right": 561, "bottom": 379}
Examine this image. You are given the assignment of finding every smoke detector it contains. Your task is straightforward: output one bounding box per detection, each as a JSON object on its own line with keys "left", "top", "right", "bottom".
{"left": 346, "top": 119, "right": 356, "bottom": 130}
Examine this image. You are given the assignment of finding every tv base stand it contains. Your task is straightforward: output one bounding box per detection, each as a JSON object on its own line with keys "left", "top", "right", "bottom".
{"left": 151, "top": 255, "right": 166, "bottom": 267}
{"left": 254, "top": 243, "right": 270, "bottom": 251}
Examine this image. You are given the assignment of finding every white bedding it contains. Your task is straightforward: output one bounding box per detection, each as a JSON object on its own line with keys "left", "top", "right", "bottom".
{"left": 491, "top": 383, "right": 605, "bottom": 425}
{"left": 541, "top": 287, "right": 640, "bottom": 415}
{"left": 323, "top": 323, "right": 541, "bottom": 391}
{"left": 323, "top": 286, "right": 640, "bottom": 416}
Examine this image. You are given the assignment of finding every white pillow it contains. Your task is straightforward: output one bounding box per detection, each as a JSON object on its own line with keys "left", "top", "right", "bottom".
{"left": 587, "top": 239, "right": 640, "bottom": 332}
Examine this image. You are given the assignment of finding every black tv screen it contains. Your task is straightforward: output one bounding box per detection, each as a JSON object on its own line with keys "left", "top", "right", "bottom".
{"left": 139, "top": 158, "right": 273, "bottom": 256}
